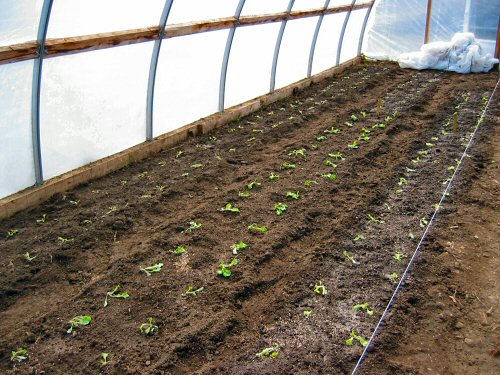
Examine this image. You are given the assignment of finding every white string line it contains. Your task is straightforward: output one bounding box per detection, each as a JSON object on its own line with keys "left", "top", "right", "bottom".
{"left": 351, "top": 76, "right": 500, "bottom": 375}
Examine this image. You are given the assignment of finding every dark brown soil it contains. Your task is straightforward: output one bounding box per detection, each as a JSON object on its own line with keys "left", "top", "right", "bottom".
{"left": 0, "top": 61, "right": 498, "bottom": 374}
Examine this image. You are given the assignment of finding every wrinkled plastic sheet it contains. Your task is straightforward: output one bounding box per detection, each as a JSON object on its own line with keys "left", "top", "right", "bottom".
{"left": 398, "top": 32, "right": 498, "bottom": 73}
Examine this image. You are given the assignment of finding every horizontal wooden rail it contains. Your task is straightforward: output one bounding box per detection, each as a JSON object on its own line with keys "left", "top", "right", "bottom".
{"left": 0, "top": 56, "right": 361, "bottom": 220}
{"left": 0, "top": 2, "right": 373, "bottom": 65}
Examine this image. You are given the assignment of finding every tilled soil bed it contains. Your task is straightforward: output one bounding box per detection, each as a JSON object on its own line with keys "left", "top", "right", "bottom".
{"left": 0, "top": 61, "right": 498, "bottom": 374}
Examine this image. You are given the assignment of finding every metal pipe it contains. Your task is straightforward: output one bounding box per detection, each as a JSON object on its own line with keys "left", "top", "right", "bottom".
{"left": 146, "top": 0, "right": 175, "bottom": 141}
{"left": 31, "top": 0, "right": 54, "bottom": 185}
{"left": 270, "top": 0, "right": 295, "bottom": 92}
{"left": 424, "top": 0, "right": 433, "bottom": 44}
{"left": 357, "top": 0, "right": 376, "bottom": 56}
{"left": 336, "top": 0, "right": 356, "bottom": 66}
{"left": 307, "top": 0, "right": 330, "bottom": 78}
{"left": 218, "top": 0, "right": 246, "bottom": 112}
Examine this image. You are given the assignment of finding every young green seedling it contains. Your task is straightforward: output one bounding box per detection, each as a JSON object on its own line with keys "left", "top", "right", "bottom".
{"left": 303, "top": 310, "right": 313, "bottom": 318}
{"left": 386, "top": 272, "right": 399, "bottom": 283}
{"left": 281, "top": 162, "right": 296, "bottom": 170}
{"left": 314, "top": 281, "right": 328, "bottom": 295}
{"left": 140, "top": 263, "right": 163, "bottom": 276}
{"left": 269, "top": 172, "right": 280, "bottom": 180}
{"left": 220, "top": 203, "right": 241, "bottom": 213}
{"left": 419, "top": 217, "right": 428, "bottom": 228}
{"left": 69, "top": 200, "right": 80, "bottom": 206}
{"left": 104, "top": 285, "right": 129, "bottom": 307}
{"left": 324, "top": 127, "right": 340, "bottom": 134}
{"left": 321, "top": 173, "right": 337, "bottom": 181}
{"left": 353, "top": 303, "right": 374, "bottom": 316}
{"left": 325, "top": 160, "right": 337, "bottom": 168}
{"left": 286, "top": 191, "right": 300, "bottom": 200}
{"left": 169, "top": 246, "right": 186, "bottom": 255}
{"left": 393, "top": 251, "right": 407, "bottom": 262}
{"left": 398, "top": 177, "right": 408, "bottom": 186}
{"left": 246, "top": 180, "right": 261, "bottom": 190}
{"left": 175, "top": 151, "right": 184, "bottom": 158}
{"left": 182, "top": 286, "right": 204, "bottom": 297}
{"left": 256, "top": 345, "right": 279, "bottom": 359}
{"left": 231, "top": 241, "right": 248, "bottom": 255}
{"left": 139, "top": 317, "right": 158, "bottom": 336}
{"left": 248, "top": 224, "right": 268, "bottom": 233}
{"left": 239, "top": 191, "right": 250, "bottom": 197}
{"left": 360, "top": 111, "right": 367, "bottom": 118}
{"left": 288, "top": 149, "right": 307, "bottom": 158}
{"left": 36, "top": 214, "right": 48, "bottom": 224}
{"left": 368, "top": 214, "right": 385, "bottom": 224}
{"left": 372, "top": 123, "right": 386, "bottom": 129}
{"left": 359, "top": 134, "right": 370, "bottom": 141}
{"left": 304, "top": 180, "right": 318, "bottom": 187}
{"left": 353, "top": 234, "right": 365, "bottom": 242}
{"left": 343, "top": 250, "right": 359, "bottom": 265}
{"left": 275, "top": 202, "right": 288, "bottom": 216}
{"left": 24, "top": 252, "right": 36, "bottom": 261}
{"left": 137, "top": 172, "right": 148, "bottom": 179}
{"left": 348, "top": 141, "right": 359, "bottom": 149}
{"left": 345, "top": 331, "right": 368, "bottom": 347}
{"left": 67, "top": 315, "right": 92, "bottom": 334}
{"left": 406, "top": 167, "right": 416, "bottom": 173}
{"left": 316, "top": 135, "right": 327, "bottom": 142}
{"left": 217, "top": 258, "right": 238, "bottom": 278}
{"left": 328, "top": 152, "right": 345, "bottom": 160}
{"left": 11, "top": 348, "right": 28, "bottom": 362}
{"left": 351, "top": 114, "right": 359, "bottom": 122}
{"left": 191, "top": 163, "right": 203, "bottom": 169}
{"left": 6, "top": 229, "right": 18, "bottom": 238}
{"left": 100, "top": 352, "right": 109, "bottom": 366}
{"left": 409, "top": 232, "right": 415, "bottom": 240}
{"left": 58, "top": 236, "right": 73, "bottom": 243}
{"left": 185, "top": 221, "right": 202, "bottom": 232}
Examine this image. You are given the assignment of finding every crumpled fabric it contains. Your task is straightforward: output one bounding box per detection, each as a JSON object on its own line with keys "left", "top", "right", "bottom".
{"left": 398, "top": 33, "right": 498, "bottom": 73}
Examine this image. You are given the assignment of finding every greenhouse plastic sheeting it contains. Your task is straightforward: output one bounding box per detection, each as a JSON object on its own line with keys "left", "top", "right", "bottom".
{"left": 311, "top": 12, "right": 346, "bottom": 75}
{"left": 167, "top": 0, "right": 239, "bottom": 25}
{"left": 40, "top": 42, "right": 153, "bottom": 180}
{"left": 0, "top": 0, "right": 43, "bottom": 46}
{"left": 0, "top": 60, "right": 36, "bottom": 197}
{"left": 364, "top": 0, "right": 500, "bottom": 59}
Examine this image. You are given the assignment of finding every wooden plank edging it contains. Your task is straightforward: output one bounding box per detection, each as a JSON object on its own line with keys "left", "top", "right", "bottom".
{"left": 0, "top": 56, "right": 361, "bottom": 220}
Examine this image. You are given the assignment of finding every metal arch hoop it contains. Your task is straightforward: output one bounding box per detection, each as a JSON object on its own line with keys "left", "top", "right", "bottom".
{"left": 357, "top": 0, "right": 376, "bottom": 55}
{"left": 31, "top": 0, "right": 54, "bottom": 185}
{"left": 218, "top": 0, "right": 246, "bottom": 112}
{"left": 307, "top": 0, "right": 331, "bottom": 78}
{"left": 336, "top": 0, "right": 356, "bottom": 66}
{"left": 270, "top": 0, "right": 295, "bottom": 93}
{"left": 146, "top": 0, "right": 175, "bottom": 141}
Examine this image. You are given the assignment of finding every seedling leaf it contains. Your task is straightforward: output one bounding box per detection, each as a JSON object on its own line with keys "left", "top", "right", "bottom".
{"left": 314, "top": 281, "right": 328, "bottom": 295}
{"left": 275, "top": 202, "right": 288, "bottom": 216}
{"left": 220, "top": 203, "right": 241, "bottom": 213}
{"left": 139, "top": 317, "right": 158, "bottom": 336}
{"left": 67, "top": 315, "right": 92, "bottom": 334}
{"left": 140, "top": 263, "right": 163, "bottom": 276}
{"left": 104, "top": 284, "right": 130, "bottom": 307}
{"left": 256, "top": 345, "right": 279, "bottom": 359}
{"left": 231, "top": 241, "right": 248, "bottom": 255}
{"left": 11, "top": 348, "right": 28, "bottom": 362}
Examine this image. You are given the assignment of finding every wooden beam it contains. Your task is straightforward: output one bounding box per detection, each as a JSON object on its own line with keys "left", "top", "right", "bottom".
{"left": 0, "top": 2, "right": 373, "bottom": 65}
{"left": 495, "top": 14, "right": 500, "bottom": 59}
{"left": 0, "top": 57, "right": 361, "bottom": 220}
{"left": 424, "top": 0, "right": 433, "bottom": 44}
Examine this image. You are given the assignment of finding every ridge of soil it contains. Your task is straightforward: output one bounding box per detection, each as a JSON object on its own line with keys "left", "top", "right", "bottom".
{"left": 0, "top": 61, "right": 498, "bottom": 374}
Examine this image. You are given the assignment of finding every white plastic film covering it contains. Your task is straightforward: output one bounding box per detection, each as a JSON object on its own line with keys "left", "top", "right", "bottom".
{"left": 240, "top": 0, "right": 290, "bottom": 16}
{"left": 47, "top": 0, "right": 165, "bottom": 38}
{"left": 225, "top": 22, "right": 281, "bottom": 108}
{"left": 311, "top": 12, "right": 346, "bottom": 75}
{"left": 275, "top": 17, "right": 319, "bottom": 89}
{"left": 0, "top": 0, "right": 43, "bottom": 46}
{"left": 293, "top": 0, "right": 327, "bottom": 10}
{"left": 40, "top": 43, "right": 153, "bottom": 180}
{"left": 167, "top": 0, "right": 240, "bottom": 24}
{"left": 0, "top": 60, "right": 36, "bottom": 198}
{"left": 339, "top": 8, "right": 368, "bottom": 63}
{"left": 154, "top": 30, "right": 228, "bottom": 136}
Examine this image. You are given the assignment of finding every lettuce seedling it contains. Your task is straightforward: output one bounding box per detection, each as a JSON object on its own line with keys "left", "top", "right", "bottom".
{"left": 406, "top": 167, "right": 416, "bottom": 173}
{"left": 344, "top": 121, "right": 353, "bottom": 127}
{"left": 393, "top": 251, "right": 406, "bottom": 262}
{"left": 419, "top": 217, "right": 428, "bottom": 228}
{"left": 316, "top": 135, "right": 327, "bottom": 142}
{"left": 246, "top": 180, "right": 261, "bottom": 190}
{"left": 328, "top": 152, "right": 344, "bottom": 160}
{"left": 343, "top": 250, "right": 359, "bottom": 265}
{"left": 304, "top": 180, "right": 318, "bottom": 187}
{"left": 321, "top": 173, "right": 337, "bottom": 181}
{"left": 345, "top": 331, "right": 368, "bottom": 347}
{"left": 386, "top": 272, "right": 399, "bottom": 283}
{"left": 36, "top": 214, "right": 48, "bottom": 224}
{"left": 139, "top": 317, "right": 158, "bottom": 336}
{"left": 303, "top": 310, "right": 312, "bottom": 317}
{"left": 169, "top": 246, "right": 186, "bottom": 255}
{"left": 67, "top": 315, "right": 92, "bottom": 334}
{"left": 314, "top": 281, "right": 328, "bottom": 295}
{"left": 324, "top": 127, "right": 340, "bottom": 134}
{"left": 368, "top": 214, "right": 385, "bottom": 224}
{"left": 372, "top": 123, "right": 386, "bottom": 129}
{"left": 104, "top": 285, "right": 130, "bottom": 307}
{"left": 288, "top": 149, "right": 307, "bottom": 158}
{"left": 286, "top": 191, "right": 300, "bottom": 200}
{"left": 325, "top": 160, "right": 337, "bottom": 168}
{"left": 11, "top": 348, "right": 28, "bottom": 362}
{"left": 359, "top": 134, "right": 370, "bottom": 141}
{"left": 191, "top": 163, "right": 203, "bottom": 169}
{"left": 360, "top": 111, "right": 367, "bottom": 118}
{"left": 409, "top": 232, "right": 415, "bottom": 240}
{"left": 176, "top": 151, "right": 184, "bottom": 158}
{"left": 69, "top": 200, "right": 80, "bottom": 206}
{"left": 100, "top": 352, "right": 109, "bottom": 366}
{"left": 140, "top": 263, "right": 163, "bottom": 276}
{"left": 269, "top": 172, "right": 280, "bottom": 180}
{"left": 220, "top": 203, "right": 241, "bottom": 213}
{"left": 24, "top": 252, "right": 36, "bottom": 261}
{"left": 58, "top": 236, "right": 73, "bottom": 243}
{"left": 398, "top": 177, "right": 408, "bottom": 186}
{"left": 6, "top": 229, "right": 18, "bottom": 238}
{"left": 239, "top": 191, "right": 250, "bottom": 197}
{"left": 248, "top": 224, "right": 268, "bottom": 233}
{"left": 217, "top": 258, "right": 238, "bottom": 278}
{"left": 348, "top": 141, "right": 359, "bottom": 149}
{"left": 281, "top": 162, "right": 296, "bottom": 169}
{"left": 353, "top": 234, "right": 365, "bottom": 242}
{"left": 231, "top": 241, "right": 248, "bottom": 255}
{"left": 182, "top": 286, "right": 204, "bottom": 297}
{"left": 351, "top": 114, "right": 359, "bottom": 122}
{"left": 185, "top": 221, "right": 202, "bottom": 232}
{"left": 275, "top": 202, "right": 288, "bottom": 216}
{"left": 353, "top": 303, "right": 374, "bottom": 316}
{"left": 256, "top": 345, "right": 279, "bottom": 359}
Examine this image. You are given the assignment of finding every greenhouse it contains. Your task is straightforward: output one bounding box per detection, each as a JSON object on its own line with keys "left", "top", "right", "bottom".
{"left": 1, "top": 0, "right": 499, "bottom": 373}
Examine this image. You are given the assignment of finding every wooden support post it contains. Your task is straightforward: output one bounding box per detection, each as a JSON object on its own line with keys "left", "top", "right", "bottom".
{"left": 495, "top": 14, "right": 500, "bottom": 59}
{"left": 424, "top": 0, "right": 433, "bottom": 44}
